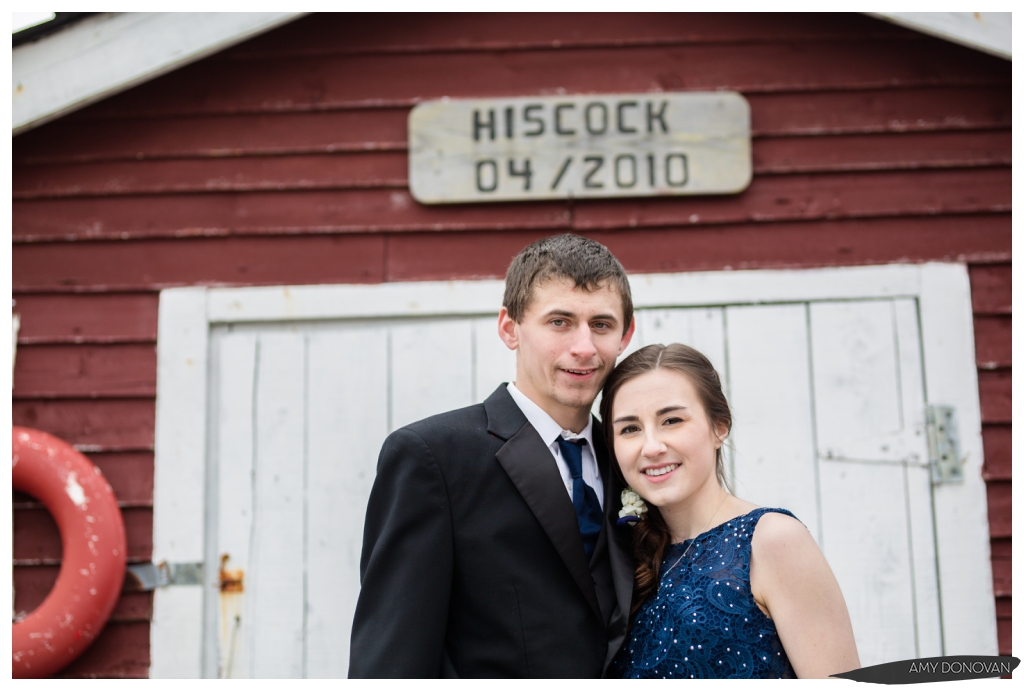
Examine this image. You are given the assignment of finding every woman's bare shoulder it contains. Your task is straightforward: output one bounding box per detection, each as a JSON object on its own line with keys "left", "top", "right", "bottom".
{"left": 750, "top": 510, "right": 817, "bottom": 556}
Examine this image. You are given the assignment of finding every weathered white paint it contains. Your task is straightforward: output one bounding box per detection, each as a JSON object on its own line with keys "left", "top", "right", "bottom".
{"left": 305, "top": 327, "right": 389, "bottom": 677}
{"left": 629, "top": 265, "right": 926, "bottom": 309}
{"left": 637, "top": 307, "right": 727, "bottom": 385}
{"left": 13, "top": 12, "right": 305, "bottom": 134}
{"left": 810, "top": 299, "right": 939, "bottom": 664}
{"left": 153, "top": 262, "right": 995, "bottom": 676}
{"left": 391, "top": 319, "right": 474, "bottom": 430}
{"left": 409, "top": 92, "right": 751, "bottom": 203}
{"left": 819, "top": 460, "right": 920, "bottom": 663}
{"left": 211, "top": 331, "right": 257, "bottom": 678}
{"left": 917, "top": 264, "right": 996, "bottom": 656}
{"left": 152, "top": 287, "right": 208, "bottom": 678}
{"left": 206, "top": 264, "right": 928, "bottom": 325}
{"left": 905, "top": 461, "right": 944, "bottom": 657}
{"left": 811, "top": 301, "right": 918, "bottom": 465}
{"left": 726, "top": 304, "right": 821, "bottom": 541}
{"left": 207, "top": 281, "right": 507, "bottom": 323}
{"left": 892, "top": 300, "right": 944, "bottom": 658}
{"left": 867, "top": 12, "right": 1011, "bottom": 59}
{"left": 249, "top": 333, "right": 307, "bottom": 677}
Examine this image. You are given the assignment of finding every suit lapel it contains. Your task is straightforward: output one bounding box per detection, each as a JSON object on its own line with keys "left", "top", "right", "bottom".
{"left": 592, "top": 425, "right": 635, "bottom": 642}
{"left": 485, "top": 386, "right": 603, "bottom": 619}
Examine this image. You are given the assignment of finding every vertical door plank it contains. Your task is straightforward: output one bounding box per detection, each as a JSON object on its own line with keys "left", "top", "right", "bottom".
{"left": 904, "top": 463, "right": 943, "bottom": 657}
{"left": 894, "top": 299, "right": 942, "bottom": 657}
{"left": 892, "top": 299, "right": 929, "bottom": 457}
{"left": 391, "top": 319, "right": 473, "bottom": 430}
{"left": 152, "top": 287, "right": 209, "bottom": 679}
{"left": 725, "top": 304, "right": 820, "bottom": 536}
{"left": 213, "top": 331, "right": 257, "bottom": 678}
{"left": 637, "top": 307, "right": 727, "bottom": 383}
{"left": 249, "top": 332, "right": 306, "bottom": 678}
{"left": 810, "top": 301, "right": 905, "bottom": 462}
{"left": 818, "top": 461, "right": 917, "bottom": 667}
{"left": 305, "top": 326, "right": 389, "bottom": 678}
{"left": 811, "top": 299, "right": 936, "bottom": 665}
{"left": 919, "top": 264, "right": 997, "bottom": 655}
{"left": 472, "top": 315, "right": 516, "bottom": 403}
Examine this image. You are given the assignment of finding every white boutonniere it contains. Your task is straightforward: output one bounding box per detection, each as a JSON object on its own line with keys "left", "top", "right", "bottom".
{"left": 617, "top": 488, "right": 647, "bottom": 526}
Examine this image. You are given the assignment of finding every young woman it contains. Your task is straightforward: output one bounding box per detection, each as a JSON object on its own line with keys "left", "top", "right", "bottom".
{"left": 601, "top": 343, "right": 860, "bottom": 679}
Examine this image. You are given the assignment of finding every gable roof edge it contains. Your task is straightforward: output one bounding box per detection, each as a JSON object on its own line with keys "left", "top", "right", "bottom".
{"left": 13, "top": 12, "right": 306, "bottom": 135}
{"left": 14, "top": 12, "right": 1009, "bottom": 136}
{"left": 865, "top": 12, "right": 1011, "bottom": 60}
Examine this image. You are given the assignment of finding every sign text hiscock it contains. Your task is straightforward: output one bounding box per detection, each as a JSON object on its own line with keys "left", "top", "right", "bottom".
{"left": 409, "top": 92, "right": 751, "bottom": 204}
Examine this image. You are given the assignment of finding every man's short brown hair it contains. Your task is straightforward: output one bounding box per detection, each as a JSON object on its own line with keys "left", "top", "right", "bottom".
{"left": 503, "top": 234, "right": 633, "bottom": 332}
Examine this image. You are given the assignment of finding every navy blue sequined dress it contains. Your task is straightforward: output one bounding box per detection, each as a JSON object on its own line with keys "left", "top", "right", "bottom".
{"left": 612, "top": 507, "right": 798, "bottom": 679}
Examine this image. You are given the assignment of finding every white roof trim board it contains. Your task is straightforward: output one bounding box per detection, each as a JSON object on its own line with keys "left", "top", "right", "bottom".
{"left": 867, "top": 12, "right": 1011, "bottom": 60}
{"left": 12, "top": 12, "right": 1009, "bottom": 136}
{"left": 13, "top": 12, "right": 306, "bottom": 135}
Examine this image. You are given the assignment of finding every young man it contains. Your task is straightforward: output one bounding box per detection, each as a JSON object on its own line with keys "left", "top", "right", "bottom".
{"left": 349, "top": 234, "right": 636, "bottom": 678}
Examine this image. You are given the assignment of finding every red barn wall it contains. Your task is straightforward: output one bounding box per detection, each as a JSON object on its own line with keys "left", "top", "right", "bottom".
{"left": 12, "top": 13, "right": 1010, "bottom": 677}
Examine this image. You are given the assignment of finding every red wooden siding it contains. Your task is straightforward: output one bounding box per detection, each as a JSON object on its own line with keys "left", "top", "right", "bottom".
{"left": 10, "top": 129, "right": 1014, "bottom": 198}
{"left": 12, "top": 12, "right": 1011, "bottom": 675}
{"left": 971, "top": 263, "right": 1012, "bottom": 655}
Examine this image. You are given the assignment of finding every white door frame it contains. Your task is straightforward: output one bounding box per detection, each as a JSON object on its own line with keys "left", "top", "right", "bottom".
{"left": 151, "top": 262, "right": 996, "bottom": 677}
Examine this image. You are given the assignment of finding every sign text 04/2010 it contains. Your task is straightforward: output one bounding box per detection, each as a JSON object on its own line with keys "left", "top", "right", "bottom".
{"left": 409, "top": 92, "right": 751, "bottom": 204}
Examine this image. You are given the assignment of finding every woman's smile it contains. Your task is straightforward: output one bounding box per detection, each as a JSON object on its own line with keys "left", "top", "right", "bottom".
{"left": 641, "top": 462, "right": 679, "bottom": 481}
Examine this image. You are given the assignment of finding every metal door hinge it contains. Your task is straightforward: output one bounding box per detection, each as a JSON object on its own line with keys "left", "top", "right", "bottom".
{"left": 926, "top": 405, "right": 963, "bottom": 484}
{"left": 125, "top": 561, "right": 204, "bottom": 591}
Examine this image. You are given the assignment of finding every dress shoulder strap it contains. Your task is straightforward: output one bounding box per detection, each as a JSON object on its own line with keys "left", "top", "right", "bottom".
{"left": 746, "top": 506, "right": 800, "bottom": 527}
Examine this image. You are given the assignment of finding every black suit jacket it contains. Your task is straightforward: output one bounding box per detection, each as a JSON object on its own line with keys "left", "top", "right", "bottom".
{"left": 349, "top": 384, "right": 634, "bottom": 678}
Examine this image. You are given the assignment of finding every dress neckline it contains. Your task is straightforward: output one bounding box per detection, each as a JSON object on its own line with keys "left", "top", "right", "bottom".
{"left": 668, "top": 506, "right": 768, "bottom": 549}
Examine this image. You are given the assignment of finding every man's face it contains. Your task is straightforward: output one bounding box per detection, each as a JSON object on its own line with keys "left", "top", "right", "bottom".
{"left": 498, "top": 276, "right": 634, "bottom": 429}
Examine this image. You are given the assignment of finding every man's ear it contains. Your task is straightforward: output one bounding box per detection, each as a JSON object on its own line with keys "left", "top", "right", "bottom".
{"left": 497, "top": 307, "right": 519, "bottom": 351}
{"left": 617, "top": 317, "right": 637, "bottom": 355}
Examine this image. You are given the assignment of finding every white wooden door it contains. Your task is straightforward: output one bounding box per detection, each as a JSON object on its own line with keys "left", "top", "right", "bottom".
{"left": 631, "top": 299, "right": 943, "bottom": 666}
{"left": 151, "top": 264, "right": 996, "bottom": 677}
{"left": 207, "top": 318, "right": 516, "bottom": 678}
{"left": 210, "top": 300, "right": 939, "bottom": 675}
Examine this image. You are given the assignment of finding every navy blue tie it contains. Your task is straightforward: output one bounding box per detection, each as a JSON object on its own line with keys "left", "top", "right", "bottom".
{"left": 556, "top": 437, "right": 603, "bottom": 560}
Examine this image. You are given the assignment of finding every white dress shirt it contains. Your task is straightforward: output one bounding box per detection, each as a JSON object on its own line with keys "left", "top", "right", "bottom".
{"left": 506, "top": 382, "right": 604, "bottom": 510}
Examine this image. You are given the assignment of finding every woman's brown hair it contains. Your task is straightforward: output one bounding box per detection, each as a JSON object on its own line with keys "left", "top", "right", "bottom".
{"left": 599, "top": 343, "right": 733, "bottom": 614}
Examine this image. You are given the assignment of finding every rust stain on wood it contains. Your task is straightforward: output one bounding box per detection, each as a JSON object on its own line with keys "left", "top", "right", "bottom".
{"left": 219, "top": 554, "right": 244, "bottom": 593}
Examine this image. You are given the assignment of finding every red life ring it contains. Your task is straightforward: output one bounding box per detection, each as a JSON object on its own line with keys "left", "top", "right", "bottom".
{"left": 12, "top": 427, "right": 127, "bottom": 678}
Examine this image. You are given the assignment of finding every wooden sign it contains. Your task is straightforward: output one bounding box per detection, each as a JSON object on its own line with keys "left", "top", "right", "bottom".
{"left": 408, "top": 91, "right": 751, "bottom": 204}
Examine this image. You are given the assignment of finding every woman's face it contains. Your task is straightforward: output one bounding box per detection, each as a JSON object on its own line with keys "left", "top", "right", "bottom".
{"left": 610, "top": 368, "right": 725, "bottom": 509}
